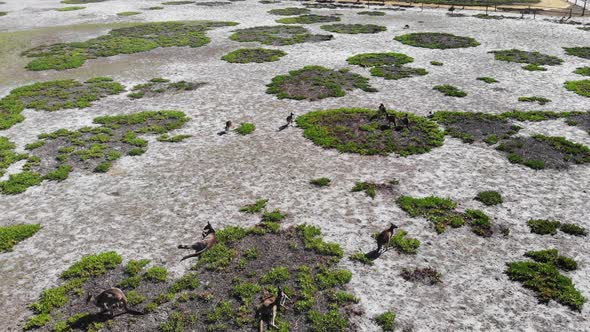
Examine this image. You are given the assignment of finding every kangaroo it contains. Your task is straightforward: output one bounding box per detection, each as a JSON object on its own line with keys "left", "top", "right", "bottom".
{"left": 401, "top": 114, "right": 410, "bottom": 129}
{"left": 286, "top": 112, "right": 294, "bottom": 127}
{"left": 225, "top": 121, "right": 232, "bottom": 133}
{"left": 403, "top": 24, "right": 410, "bottom": 29}
{"left": 448, "top": 5, "right": 455, "bottom": 12}
{"left": 178, "top": 222, "right": 217, "bottom": 261}
{"left": 86, "top": 288, "right": 144, "bottom": 317}
{"left": 256, "top": 287, "right": 290, "bottom": 331}
{"left": 376, "top": 223, "right": 398, "bottom": 253}
{"left": 386, "top": 113, "right": 397, "bottom": 128}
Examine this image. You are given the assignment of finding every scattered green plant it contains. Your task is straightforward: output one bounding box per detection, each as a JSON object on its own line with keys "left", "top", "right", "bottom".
{"left": 320, "top": 24, "right": 386, "bottom": 34}
{"left": 229, "top": 25, "right": 332, "bottom": 46}
{"left": 477, "top": 77, "right": 498, "bottom": 83}
{"left": 394, "top": 32, "right": 480, "bottom": 49}
{"left": 0, "top": 224, "right": 41, "bottom": 252}
{"left": 234, "top": 123, "right": 256, "bottom": 135}
{"left": 433, "top": 84, "right": 467, "bottom": 97}
{"left": 276, "top": 14, "right": 340, "bottom": 25}
{"left": 310, "top": 177, "right": 331, "bottom": 187}
{"left": 564, "top": 80, "right": 590, "bottom": 97}
{"left": 374, "top": 311, "right": 396, "bottom": 331}
{"left": 222, "top": 48, "right": 286, "bottom": 63}
{"left": 475, "top": 191, "right": 503, "bottom": 206}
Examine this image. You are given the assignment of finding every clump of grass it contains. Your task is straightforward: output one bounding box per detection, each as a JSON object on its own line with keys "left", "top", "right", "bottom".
{"left": 574, "top": 67, "right": 590, "bottom": 76}
{"left": 0, "top": 137, "right": 28, "bottom": 177}
{"left": 276, "top": 14, "right": 340, "bottom": 25}
{"left": 374, "top": 311, "right": 396, "bottom": 331}
{"left": 56, "top": 6, "right": 85, "bottom": 11}
{"left": 61, "top": 251, "right": 122, "bottom": 279}
{"left": 349, "top": 252, "right": 373, "bottom": 265}
{"left": 401, "top": 267, "right": 442, "bottom": 285}
{"left": 489, "top": 49, "right": 563, "bottom": 66}
{"left": 157, "top": 134, "right": 192, "bottom": 142}
{"left": 352, "top": 181, "right": 377, "bottom": 199}
{"left": 430, "top": 61, "right": 443, "bottom": 66}
{"left": 239, "top": 199, "right": 268, "bottom": 213}
{"left": 347, "top": 52, "right": 414, "bottom": 67}
{"left": 128, "top": 78, "right": 205, "bottom": 99}
{"left": 320, "top": 23, "right": 386, "bottom": 34}
{"left": 260, "top": 266, "right": 290, "bottom": 284}
{"left": 310, "top": 177, "right": 331, "bottom": 187}
{"left": 525, "top": 249, "right": 578, "bottom": 271}
{"left": 308, "top": 310, "right": 347, "bottom": 331}
{"left": 0, "top": 224, "right": 41, "bottom": 252}
{"left": 518, "top": 96, "right": 551, "bottom": 105}
{"left": 559, "top": 223, "right": 587, "bottom": 236}
{"left": 229, "top": 25, "right": 332, "bottom": 46}
{"left": 194, "top": 244, "right": 237, "bottom": 271}
{"left": 394, "top": 32, "right": 480, "bottom": 49}
{"left": 475, "top": 191, "right": 503, "bottom": 206}
{"left": 268, "top": 7, "right": 310, "bottom": 15}
{"left": 528, "top": 219, "right": 560, "bottom": 235}
{"left": 297, "top": 224, "right": 343, "bottom": 258}
{"left": 370, "top": 66, "right": 428, "bottom": 80}
{"left": 522, "top": 64, "right": 547, "bottom": 71}
{"left": 231, "top": 280, "right": 261, "bottom": 305}
{"left": 564, "top": 80, "right": 590, "bottom": 97}
{"left": 117, "top": 11, "right": 141, "bottom": 16}
{"left": 0, "top": 171, "right": 43, "bottom": 194}
{"left": 144, "top": 266, "right": 168, "bottom": 282}
{"left": 433, "top": 84, "right": 467, "bottom": 97}
{"left": 234, "top": 123, "right": 256, "bottom": 135}
{"left": 316, "top": 267, "right": 352, "bottom": 289}
{"left": 357, "top": 11, "right": 385, "bottom": 16}
{"left": 222, "top": 48, "right": 286, "bottom": 64}
{"left": 390, "top": 230, "right": 420, "bottom": 254}
{"left": 261, "top": 209, "right": 287, "bottom": 222}
{"left": 563, "top": 47, "right": 590, "bottom": 60}
{"left": 162, "top": 1, "right": 196, "bottom": 4}
{"left": 477, "top": 76, "right": 498, "bottom": 83}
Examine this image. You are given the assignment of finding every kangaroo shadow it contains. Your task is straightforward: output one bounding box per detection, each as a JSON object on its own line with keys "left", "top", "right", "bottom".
{"left": 277, "top": 124, "right": 289, "bottom": 132}
{"left": 365, "top": 249, "right": 382, "bottom": 260}
{"left": 69, "top": 313, "right": 113, "bottom": 329}
{"left": 217, "top": 131, "right": 227, "bottom": 136}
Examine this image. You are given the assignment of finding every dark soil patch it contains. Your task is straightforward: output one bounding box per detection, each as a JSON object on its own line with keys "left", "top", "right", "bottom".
{"left": 400, "top": 267, "right": 442, "bottom": 285}
{"left": 496, "top": 135, "right": 590, "bottom": 170}
{"left": 320, "top": 24, "right": 386, "bottom": 34}
{"left": 394, "top": 32, "right": 480, "bottom": 49}
{"left": 22, "top": 21, "right": 237, "bottom": 71}
{"left": 221, "top": 48, "right": 287, "bottom": 63}
{"left": 128, "top": 78, "right": 206, "bottom": 99}
{"left": 432, "top": 111, "right": 521, "bottom": 144}
{"left": 296, "top": 108, "right": 444, "bottom": 156}
{"left": 229, "top": 25, "right": 333, "bottom": 46}
{"left": 370, "top": 66, "right": 428, "bottom": 80}
{"left": 267, "top": 66, "right": 375, "bottom": 100}
{"left": 489, "top": 49, "right": 563, "bottom": 65}
{"left": 268, "top": 7, "right": 310, "bottom": 15}
{"left": 276, "top": 14, "right": 340, "bottom": 25}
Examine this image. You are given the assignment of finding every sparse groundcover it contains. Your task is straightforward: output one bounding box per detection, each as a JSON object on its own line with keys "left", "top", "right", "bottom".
{"left": 351, "top": 180, "right": 398, "bottom": 199}
{"left": 397, "top": 195, "right": 494, "bottom": 236}
{"left": 276, "top": 14, "right": 340, "bottom": 25}
{"left": 267, "top": 66, "right": 375, "bottom": 100}
{"left": 0, "top": 224, "right": 41, "bottom": 252}
{"left": 56, "top": 6, "right": 85, "bottom": 11}
{"left": 162, "top": 1, "right": 195, "bottom": 4}
{"left": 0, "top": 111, "right": 190, "bottom": 195}
{"left": 527, "top": 219, "right": 587, "bottom": 236}
{"left": 157, "top": 134, "right": 192, "bottom": 142}
{"left": 117, "top": 11, "right": 141, "bottom": 16}
{"left": 477, "top": 76, "right": 498, "bottom": 83}
{"left": 410, "top": 0, "right": 538, "bottom": 4}
{"left": 400, "top": 267, "right": 442, "bottom": 285}
{"left": 128, "top": 78, "right": 205, "bottom": 99}
{"left": 24, "top": 224, "right": 360, "bottom": 331}
{"left": 374, "top": 311, "right": 396, "bottom": 332}
{"left": 475, "top": 191, "right": 503, "bottom": 206}
{"left": 574, "top": 67, "right": 590, "bottom": 76}
{"left": 357, "top": 11, "right": 385, "bottom": 16}
{"left": 563, "top": 47, "right": 590, "bottom": 59}
{"left": 234, "top": 122, "right": 256, "bottom": 135}
{"left": 560, "top": 223, "right": 588, "bottom": 236}
{"left": 222, "top": 48, "right": 286, "bottom": 63}
{"left": 268, "top": 7, "right": 310, "bottom": 15}
{"left": 433, "top": 84, "right": 466, "bottom": 97}
{"left": 473, "top": 14, "right": 505, "bottom": 19}
{"left": 0, "top": 12, "right": 6, "bottom": 17}
{"left": 518, "top": 96, "right": 551, "bottom": 105}
{"left": 347, "top": 52, "right": 414, "bottom": 67}
{"left": 394, "top": 32, "right": 480, "bottom": 49}
{"left": 239, "top": 198, "right": 268, "bottom": 213}
{"left": 22, "top": 21, "right": 237, "bottom": 71}
{"left": 0, "top": 136, "right": 28, "bottom": 177}
{"left": 499, "top": 110, "right": 581, "bottom": 122}
{"left": 296, "top": 108, "right": 444, "bottom": 156}
{"left": 506, "top": 249, "right": 585, "bottom": 311}
{"left": 489, "top": 49, "right": 563, "bottom": 68}
{"left": 523, "top": 64, "right": 547, "bottom": 71}
{"left": 0, "top": 77, "right": 124, "bottom": 130}
{"left": 430, "top": 61, "right": 443, "bottom": 66}
{"left": 566, "top": 112, "right": 590, "bottom": 134}
{"left": 145, "top": 6, "right": 164, "bottom": 9}
{"left": 310, "top": 177, "right": 331, "bottom": 187}
{"left": 496, "top": 135, "right": 590, "bottom": 170}
{"left": 320, "top": 24, "right": 386, "bottom": 34}
{"left": 432, "top": 111, "right": 521, "bottom": 145}
{"left": 564, "top": 80, "right": 590, "bottom": 97}
{"left": 229, "top": 25, "right": 332, "bottom": 46}
{"left": 61, "top": 0, "right": 106, "bottom": 3}
{"left": 372, "top": 66, "right": 428, "bottom": 80}
{"left": 195, "top": 2, "right": 232, "bottom": 6}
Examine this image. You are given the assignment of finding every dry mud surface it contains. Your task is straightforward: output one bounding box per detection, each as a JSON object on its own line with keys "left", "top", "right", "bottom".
{"left": 1, "top": 1, "right": 590, "bottom": 331}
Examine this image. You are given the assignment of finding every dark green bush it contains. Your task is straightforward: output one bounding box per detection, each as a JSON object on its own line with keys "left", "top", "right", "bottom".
{"left": 475, "top": 191, "right": 503, "bottom": 206}
{"left": 433, "top": 84, "right": 466, "bottom": 97}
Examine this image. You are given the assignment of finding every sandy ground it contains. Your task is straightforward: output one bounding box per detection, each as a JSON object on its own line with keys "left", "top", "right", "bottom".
{"left": 1, "top": 1, "right": 590, "bottom": 331}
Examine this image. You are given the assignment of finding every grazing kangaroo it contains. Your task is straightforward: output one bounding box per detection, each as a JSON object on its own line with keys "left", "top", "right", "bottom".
{"left": 178, "top": 222, "right": 217, "bottom": 261}
{"left": 86, "top": 288, "right": 144, "bottom": 317}
{"left": 403, "top": 24, "right": 410, "bottom": 29}
{"left": 386, "top": 113, "right": 397, "bottom": 128}
{"left": 286, "top": 112, "right": 294, "bottom": 127}
{"left": 225, "top": 121, "right": 232, "bottom": 133}
{"left": 448, "top": 5, "right": 455, "bottom": 12}
{"left": 376, "top": 223, "right": 398, "bottom": 253}
{"left": 401, "top": 114, "right": 410, "bottom": 129}
{"left": 256, "top": 287, "right": 290, "bottom": 331}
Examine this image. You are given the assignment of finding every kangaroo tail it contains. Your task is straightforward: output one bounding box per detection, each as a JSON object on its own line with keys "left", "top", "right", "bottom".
{"left": 125, "top": 308, "right": 146, "bottom": 316}
{"left": 180, "top": 252, "right": 200, "bottom": 262}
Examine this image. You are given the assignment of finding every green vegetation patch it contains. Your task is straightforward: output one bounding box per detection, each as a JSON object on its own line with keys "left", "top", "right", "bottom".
{"left": 477, "top": 76, "right": 498, "bottom": 83}
{"left": 564, "top": 47, "right": 590, "bottom": 59}
{"left": 310, "top": 177, "right": 331, "bottom": 187}
{"left": 564, "top": 80, "right": 590, "bottom": 98}
{"left": 296, "top": 108, "right": 444, "bottom": 156}
{"left": 574, "top": 67, "right": 590, "bottom": 76}
{"left": 400, "top": 267, "right": 442, "bottom": 285}
{"left": 268, "top": 7, "right": 310, "bottom": 15}
{"left": 117, "top": 11, "right": 141, "bottom": 16}
{"left": 56, "top": 6, "right": 86, "bottom": 11}
{"left": 352, "top": 180, "right": 398, "bottom": 199}
{"left": 527, "top": 219, "right": 587, "bottom": 237}
{"left": 0, "top": 78, "right": 124, "bottom": 130}
{"left": 371, "top": 66, "right": 428, "bottom": 80}
{"left": 22, "top": 21, "right": 237, "bottom": 71}
{"left": 229, "top": 25, "right": 332, "bottom": 46}
{"left": 398, "top": 195, "right": 493, "bottom": 236}
{"left": 0, "top": 12, "right": 6, "bottom": 17}
{"left": 128, "top": 78, "right": 205, "bottom": 99}
{"left": 357, "top": 11, "right": 385, "bottom": 16}
{"left": 347, "top": 52, "right": 413, "bottom": 67}
{"left": 222, "top": 48, "right": 286, "bottom": 63}
{"left": 374, "top": 311, "right": 396, "bottom": 331}
{"left": 432, "top": 111, "right": 521, "bottom": 145}
{"left": 61, "top": 0, "right": 106, "bottom": 3}
{"left": 475, "top": 191, "right": 503, "bottom": 206}
{"left": 1, "top": 111, "right": 190, "bottom": 195}
{"left": 234, "top": 123, "right": 256, "bottom": 135}
{"left": 0, "top": 136, "right": 28, "bottom": 176}
{"left": 433, "top": 84, "right": 466, "bottom": 97}
{"left": 162, "top": 1, "right": 195, "bottom": 4}
{"left": 496, "top": 135, "right": 590, "bottom": 170}
{"left": 267, "top": 66, "right": 375, "bottom": 100}
{"left": 430, "top": 61, "right": 443, "bottom": 66}
{"left": 276, "top": 14, "right": 340, "bottom": 25}
{"left": 320, "top": 23, "right": 386, "bottom": 34}
{"left": 0, "top": 224, "right": 41, "bottom": 252}
{"left": 489, "top": 49, "right": 563, "bottom": 65}
{"left": 506, "top": 249, "right": 585, "bottom": 311}
{"left": 61, "top": 251, "right": 122, "bottom": 279}
{"left": 239, "top": 198, "right": 268, "bottom": 213}
{"left": 523, "top": 64, "right": 547, "bottom": 71}
{"left": 518, "top": 96, "right": 551, "bottom": 105}
{"left": 394, "top": 32, "right": 480, "bottom": 49}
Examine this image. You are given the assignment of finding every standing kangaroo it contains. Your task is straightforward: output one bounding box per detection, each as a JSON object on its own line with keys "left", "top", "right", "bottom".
{"left": 256, "top": 287, "right": 290, "bottom": 331}
{"left": 286, "top": 112, "right": 294, "bottom": 127}
{"left": 178, "top": 222, "right": 217, "bottom": 261}
{"left": 225, "top": 121, "right": 232, "bottom": 133}
{"left": 86, "top": 288, "right": 144, "bottom": 317}
{"left": 376, "top": 223, "right": 398, "bottom": 253}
